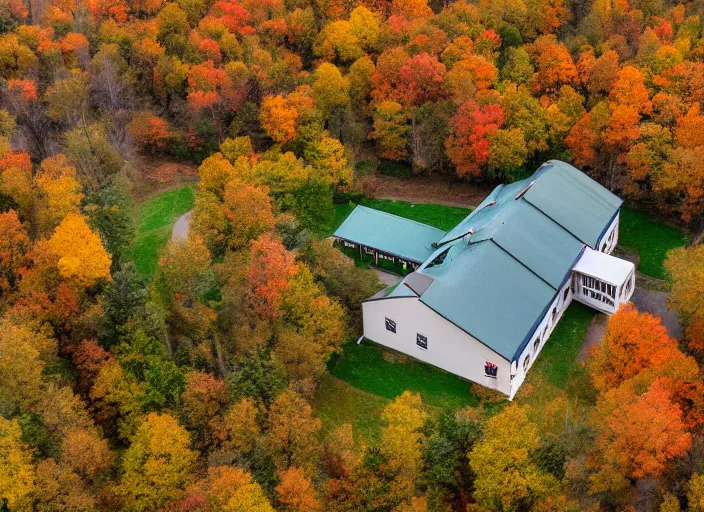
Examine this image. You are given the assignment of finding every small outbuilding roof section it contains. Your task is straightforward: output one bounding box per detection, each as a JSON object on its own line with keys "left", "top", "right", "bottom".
{"left": 523, "top": 160, "right": 623, "bottom": 248}
{"left": 573, "top": 247, "right": 635, "bottom": 284}
{"left": 333, "top": 205, "right": 445, "bottom": 264}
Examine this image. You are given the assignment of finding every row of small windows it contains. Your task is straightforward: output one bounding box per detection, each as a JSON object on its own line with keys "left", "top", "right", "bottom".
{"left": 524, "top": 285, "right": 572, "bottom": 374}
{"left": 385, "top": 317, "right": 428, "bottom": 350}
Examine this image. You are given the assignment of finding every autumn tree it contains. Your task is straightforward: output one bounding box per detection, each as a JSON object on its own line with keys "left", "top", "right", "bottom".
{"left": 34, "top": 154, "right": 83, "bottom": 234}
{"left": 116, "top": 412, "right": 197, "bottom": 511}
{"left": 446, "top": 100, "right": 504, "bottom": 178}
{"left": 587, "top": 380, "right": 692, "bottom": 495}
{"left": 223, "top": 179, "right": 276, "bottom": 250}
{"left": 665, "top": 245, "right": 704, "bottom": 353}
{"left": 275, "top": 266, "right": 346, "bottom": 382}
{"left": 0, "top": 209, "right": 29, "bottom": 295}
{"left": 33, "top": 458, "right": 95, "bottom": 512}
{"left": 469, "top": 404, "right": 558, "bottom": 511}
{"left": 220, "top": 397, "right": 261, "bottom": 456}
{"left": 379, "top": 391, "right": 428, "bottom": 499}
{"left": 45, "top": 214, "right": 112, "bottom": 287}
{"left": 275, "top": 466, "right": 321, "bottom": 512}
{"left": 180, "top": 371, "right": 228, "bottom": 452}
{"left": 266, "top": 388, "right": 321, "bottom": 472}
{"left": 589, "top": 303, "right": 686, "bottom": 391}
{"left": 159, "top": 234, "right": 213, "bottom": 300}
{"left": 89, "top": 359, "right": 145, "bottom": 441}
{"left": 528, "top": 35, "right": 578, "bottom": 95}
{"left": 0, "top": 417, "right": 35, "bottom": 511}
{"left": 127, "top": 112, "right": 171, "bottom": 153}
{"left": 689, "top": 474, "right": 704, "bottom": 512}
{"left": 0, "top": 322, "right": 44, "bottom": 416}
{"left": 370, "top": 100, "right": 409, "bottom": 160}
{"left": 312, "top": 62, "right": 350, "bottom": 127}
{"left": 248, "top": 234, "right": 297, "bottom": 320}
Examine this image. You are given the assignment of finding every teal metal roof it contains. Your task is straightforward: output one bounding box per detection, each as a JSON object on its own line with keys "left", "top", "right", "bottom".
{"left": 523, "top": 160, "right": 623, "bottom": 248}
{"left": 333, "top": 205, "right": 444, "bottom": 263}
{"left": 419, "top": 240, "right": 557, "bottom": 360}
{"left": 360, "top": 160, "right": 622, "bottom": 361}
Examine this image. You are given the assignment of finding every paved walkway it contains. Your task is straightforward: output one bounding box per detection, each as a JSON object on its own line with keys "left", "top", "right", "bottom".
{"left": 172, "top": 210, "right": 192, "bottom": 240}
{"left": 374, "top": 269, "right": 403, "bottom": 288}
{"left": 578, "top": 314, "right": 608, "bottom": 362}
{"left": 631, "top": 287, "right": 682, "bottom": 339}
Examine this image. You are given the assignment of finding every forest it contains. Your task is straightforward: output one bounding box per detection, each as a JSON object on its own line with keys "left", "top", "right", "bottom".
{"left": 1, "top": 0, "right": 704, "bottom": 509}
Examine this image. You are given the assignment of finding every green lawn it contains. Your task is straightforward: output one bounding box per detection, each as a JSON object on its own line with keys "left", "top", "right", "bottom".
{"left": 328, "top": 339, "right": 480, "bottom": 410}
{"left": 619, "top": 207, "right": 688, "bottom": 280}
{"left": 527, "top": 302, "right": 595, "bottom": 389}
{"left": 314, "top": 373, "right": 391, "bottom": 445}
{"left": 133, "top": 185, "right": 196, "bottom": 276}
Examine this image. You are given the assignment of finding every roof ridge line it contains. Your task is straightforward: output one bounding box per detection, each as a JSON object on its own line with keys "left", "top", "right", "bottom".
{"left": 522, "top": 197, "right": 591, "bottom": 247}
{"left": 521, "top": 199, "right": 585, "bottom": 247}
{"left": 488, "top": 238, "right": 556, "bottom": 290}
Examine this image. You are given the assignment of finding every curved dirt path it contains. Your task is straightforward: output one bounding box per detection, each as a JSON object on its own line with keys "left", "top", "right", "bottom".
{"left": 172, "top": 210, "right": 192, "bottom": 240}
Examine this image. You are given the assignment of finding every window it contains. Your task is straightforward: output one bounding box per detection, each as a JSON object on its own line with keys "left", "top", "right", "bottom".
{"left": 416, "top": 333, "right": 428, "bottom": 350}
{"left": 523, "top": 354, "right": 531, "bottom": 372}
{"left": 533, "top": 336, "right": 541, "bottom": 354}
{"left": 551, "top": 306, "right": 558, "bottom": 324}
{"left": 484, "top": 361, "right": 498, "bottom": 378}
{"left": 563, "top": 287, "right": 569, "bottom": 302}
{"left": 385, "top": 317, "right": 396, "bottom": 334}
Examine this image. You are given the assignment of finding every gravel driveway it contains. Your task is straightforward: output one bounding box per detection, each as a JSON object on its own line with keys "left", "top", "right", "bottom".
{"left": 172, "top": 210, "right": 192, "bottom": 240}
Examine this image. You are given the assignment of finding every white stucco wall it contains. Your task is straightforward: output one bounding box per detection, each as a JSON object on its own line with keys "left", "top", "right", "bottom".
{"left": 362, "top": 296, "right": 513, "bottom": 395}
{"left": 598, "top": 212, "right": 620, "bottom": 254}
{"left": 509, "top": 279, "right": 573, "bottom": 398}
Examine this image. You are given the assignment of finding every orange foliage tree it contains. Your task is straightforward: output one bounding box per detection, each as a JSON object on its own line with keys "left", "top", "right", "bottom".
{"left": 248, "top": 234, "right": 297, "bottom": 320}
{"left": 223, "top": 178, "right": 276, "bottom": 250}
{"left": 0, "top": 209, "right": 30, "bottom": 295}
{"left": 127, "top": 112, "right": 172, "bottom": 153}
{"left": 587, "top": 380, "right": 692, "bottom": 494}
{"left": 589, "top": 303, "right": 683, "bottom": 391}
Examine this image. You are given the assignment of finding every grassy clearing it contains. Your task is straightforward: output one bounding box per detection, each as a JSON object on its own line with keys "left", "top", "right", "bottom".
{"left": 133, "top": 185, "right": 196, "bottom": 276}
{"left": 619, "top": 207, "right": 688, "bottom": 280}
{"left": 526, "top": 302, "right": 596, "bottom": 389}
{"left": 328, "top": 340, "right": 480, "bottom": 410}
{"left": 314, "top": 373, "right": 391, "bottom": 445}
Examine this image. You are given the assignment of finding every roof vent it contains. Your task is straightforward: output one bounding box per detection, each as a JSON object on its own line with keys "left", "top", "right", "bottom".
{"left": 515, "top": 180, "right": 536, "bottom": 200}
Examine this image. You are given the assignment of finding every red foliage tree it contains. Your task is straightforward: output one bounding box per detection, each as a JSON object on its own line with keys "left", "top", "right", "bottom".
{"left": 445, "top": 100, "right": 504, "bottom": 178}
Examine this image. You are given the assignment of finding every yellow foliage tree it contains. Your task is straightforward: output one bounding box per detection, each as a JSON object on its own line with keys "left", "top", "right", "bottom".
{"left": 46, "top": 214, "right": 112, "bottom": 287}
{"left": 221, "top": 397, "right": 261, "bottom": 456}
{"left": 689, "top": 474, "right": 704, "bottom": 512}
{"left": 34, "top": 154, "right": 83, "bottom": 234}
{"left": 266, "top": 389, "right": 321, "bottom": 472}
{"left": 0, "top": 323, "right": 44, "bottom": 417}
{"left": 469, "top": 404, "right": 558, "bottom": 511}
{"left": 0, "top": 417, "right": 36, "bottom": 511}
{"left": 116, "top": 412, "right": 197, "bottom": 512}
{"left": 380, "top": 390, "right": 428, "bottom": 496}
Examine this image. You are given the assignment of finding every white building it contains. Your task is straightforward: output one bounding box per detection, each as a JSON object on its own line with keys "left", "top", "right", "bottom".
{"left": 334, "top": 161, "right": 635, "bottom": 399}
